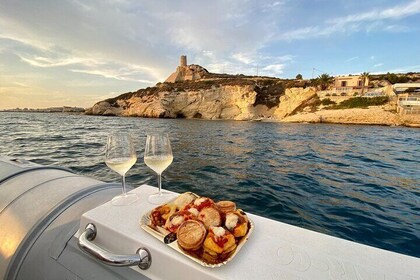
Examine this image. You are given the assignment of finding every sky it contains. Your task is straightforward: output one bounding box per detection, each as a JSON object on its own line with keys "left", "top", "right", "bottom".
{"left": 1, "top": 0, "right": 420, "bottom": 109}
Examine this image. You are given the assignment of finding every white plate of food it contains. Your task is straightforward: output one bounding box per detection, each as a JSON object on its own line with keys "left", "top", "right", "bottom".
{"left": 140, "top": 192, "right": 254, "bottom": 268}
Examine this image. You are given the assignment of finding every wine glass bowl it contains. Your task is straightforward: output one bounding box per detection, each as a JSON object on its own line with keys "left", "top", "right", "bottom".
{"left": 144, "top": 133, "right": 175, "bottom": 204}
{"left": 105, "top": 133, "right": 138, "bottom": 206}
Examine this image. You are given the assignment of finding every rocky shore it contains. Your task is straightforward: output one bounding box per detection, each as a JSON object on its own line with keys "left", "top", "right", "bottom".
{"left": 86, "top": 67, "right": 419, "bottom": 127}
{"left": 86, "top": 77, "right": 316, "bottom": 121}
{"left": 280, "top": 107, "right": 419, "bottom": 127}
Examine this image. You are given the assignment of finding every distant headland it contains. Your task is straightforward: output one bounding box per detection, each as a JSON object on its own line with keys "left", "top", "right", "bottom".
{"left": 2, "top": 106, "right": 85, "bottom": 113}
{"left": 85, "top": 55, "right": 420, "bottom": 127}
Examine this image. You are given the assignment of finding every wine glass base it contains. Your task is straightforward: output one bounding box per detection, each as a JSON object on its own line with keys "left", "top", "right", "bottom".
{"left": 111, "top": 193, "right": 138, "bottom": 206}
{"left": 148, "top": 191, "right": 176, "bottom": 205}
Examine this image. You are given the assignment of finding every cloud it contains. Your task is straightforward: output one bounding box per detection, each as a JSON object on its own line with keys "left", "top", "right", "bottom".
{"left": 373, "top": 63, "right": 384, "bottom": 68}
{"left": 209, "top": 52, "right": 291, "bottom": 76}
{"left": 0, "top": 0, "right": 288, "bottom": 83}
{"left": 384, "top": 25, "right": 411, "bottom": 32}
{"left": 346, "top": 56, "right": 359, "bottom": 62}
{"left": 5, "top": 36, "right": 165, "bottom": 83}
{"left": 278, "top": 0, "right": 420, "bottom": 41}
{"left": 14, "top": 82, "right": 29, "bottom": 87}
{"left": 387, "top": 64, "right": 420, "bottom": 73}
{"left": 0, "top": 0, "right": 418, "bottom": 109}
{"left": 261, "top": 1, "right": 287, "bottom": 12}
{"left": 232, "top": 52, "right": 255, "bottom": 65}
{"left": 327, "top": 0, "right": 420, "bottom": 24}
{"left": 17, "top": 54, "right": 90, "bottom": 68}
{"left": 0, "top": 33, "right": 52, "bottom": 52}
{"left": 262, "top": 64, "right": 285, "bottom": 76}
{"left": 70, "top": 69, "right": 154, "bottom": 83}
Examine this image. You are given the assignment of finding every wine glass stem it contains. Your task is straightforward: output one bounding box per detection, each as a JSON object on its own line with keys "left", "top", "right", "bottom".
{"left": 121, "top": 174, "right": 127, "bottom": 196}
{"left": 157, "top": 173, "right": 162, "bottom": 195}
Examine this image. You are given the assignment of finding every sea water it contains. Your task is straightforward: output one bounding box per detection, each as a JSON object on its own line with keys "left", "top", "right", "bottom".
{"left": 1, "top": 112, "right": 419, "bottom": 257}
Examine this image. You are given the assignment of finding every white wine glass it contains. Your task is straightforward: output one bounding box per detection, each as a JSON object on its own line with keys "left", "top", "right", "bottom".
{"left": 144, "top": 133, "right": 175, "bottom": 204}
{"left": 105, "top": 133, "right": 138, "bottom": 206}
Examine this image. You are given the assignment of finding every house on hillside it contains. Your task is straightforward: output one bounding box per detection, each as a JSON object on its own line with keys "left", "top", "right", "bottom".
{"left": 318, "top": 75, "right": 370, "bottom": 97}
{"left": 334, "top": 75, "right": 369, "bottom": 95}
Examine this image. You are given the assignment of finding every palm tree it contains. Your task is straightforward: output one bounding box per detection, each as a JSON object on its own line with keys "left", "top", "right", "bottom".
{"left": 317, "top": 73, "right": 334, "bottom": 90}
{"left": 360, "top": 72, "right": 370, "bottom": 95}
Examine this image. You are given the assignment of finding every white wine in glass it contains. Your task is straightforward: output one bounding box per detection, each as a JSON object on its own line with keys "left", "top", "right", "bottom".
{"left": 105, "top": 133, "right": 138, "bottom": 206}
{"left": 144, "top": 133, "right": 175, "bottom": 204}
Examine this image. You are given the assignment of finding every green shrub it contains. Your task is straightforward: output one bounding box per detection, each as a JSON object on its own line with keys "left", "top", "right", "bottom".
{"left": 353, "top": 92, "right": 358, "bottom": 96}
{"left": 321, "top": 98, "right": 336, "bottom": 106}
{"left": 330, "top": 96, "right": 389, "bottom": 109}
{"left": 332, "top": 93, "right": 337, "bottom": 96}
{"left": 325, "top": 93, "right": 331, "bottom": 96}
{"left": 312, "top": 98, "right": 322, "bottom": 107}
{"left": 385, "top": 72, "right": 409, "bottom": 84}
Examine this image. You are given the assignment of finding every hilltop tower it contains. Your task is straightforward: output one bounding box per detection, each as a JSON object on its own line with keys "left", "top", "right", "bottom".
{"left": 164, "top": 55, "right": 209, "bottom": 83}
{"left": 180, "top": 55, "right": 187, "bottom": 67}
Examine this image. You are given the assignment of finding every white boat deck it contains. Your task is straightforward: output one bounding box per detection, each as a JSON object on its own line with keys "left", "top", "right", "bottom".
{"left": 77, "top": 185, "right": 420, "bottom": 280}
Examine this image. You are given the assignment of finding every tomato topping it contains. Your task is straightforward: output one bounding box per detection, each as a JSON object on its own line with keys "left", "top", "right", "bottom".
{"left": 183, "top": 204, "right": 192, "bottom": 211}
{"left": 196, "top": 200, "right": 213, "bottom": 211}
{"left": 213, "top": 236, "right": 228, "bottom": 248}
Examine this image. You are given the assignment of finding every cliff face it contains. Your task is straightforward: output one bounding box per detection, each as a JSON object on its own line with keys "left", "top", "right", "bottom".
{"left": 89, "top": 85, "right": 263, "bottom": 120}
{"left": 87, "top": 78, "right": 312, "bottom": 121}
{"left": 86, "top": 58, "right": 419, "bottom": 126}
{"left": 273, "top": 87, "right": 317, "bottom": 119}
{"left": 161, "top": 85, "right": 257, "bottom": 120}
{"left": 85, "top": 81, "right": 418, "bottom": 127}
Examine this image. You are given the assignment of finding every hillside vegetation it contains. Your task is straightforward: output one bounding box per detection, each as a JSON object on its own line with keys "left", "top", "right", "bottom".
{"left": 328, "top": 96, "right": 389, "bottom": 109}
{"left": 105, "top": 74, "right": 310, "bottom": 109}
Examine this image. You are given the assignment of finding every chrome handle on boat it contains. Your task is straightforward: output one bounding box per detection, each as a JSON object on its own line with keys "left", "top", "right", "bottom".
{"left": 78, "top": 223, "right": 152, "bottom": 270}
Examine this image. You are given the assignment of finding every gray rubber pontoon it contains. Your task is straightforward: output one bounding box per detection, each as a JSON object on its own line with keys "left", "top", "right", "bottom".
{"left": 0, "top": 156, "right": 149, "bottom": 280}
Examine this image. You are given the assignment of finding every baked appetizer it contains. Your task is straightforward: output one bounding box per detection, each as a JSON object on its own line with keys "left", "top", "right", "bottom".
{"left": 216, "top": 201, "right": 236, "bottom": 214}
{"left": 150, "top": 203, "right": 176, "bottom": 227}
{"left": 198, "top": 207, "right": 222, "bottom": 229}
{"left": 225, "top": 210, "right": 248, "bottom": 237}
{"left": 174, "top": 192, "right": 196, "bottom": 210}
{"left": 146, "top": 192, "right": 252, "bottom": 265}
{"left": 203, "top": 226, "right": 237, "bottom": 262}
{"left": 177, "top": 220, "right": 207, "bottom": 251}
{"left": 165, "top": 210, "right": 196, "bottom": 233}
{"left": 189, "top": 197, "right": 215, "bottom": 211}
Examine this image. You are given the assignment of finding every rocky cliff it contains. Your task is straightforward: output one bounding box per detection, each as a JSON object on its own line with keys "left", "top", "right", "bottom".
{"left": 86, "top": 75, "right": 418, "bottom": 127}
{"left": 86, "top": 77, "right": 312, "bottom": 121}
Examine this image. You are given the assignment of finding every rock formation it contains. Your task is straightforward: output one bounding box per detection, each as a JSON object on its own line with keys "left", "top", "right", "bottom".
{"left": 86, "top": 76, "right": 311, "bottom": 121}
{"left": 273, "top": 87, "right": 317, "bottom": 119}
{"left": 85, "top": 57, "right": 419, "bottom": 127}
{"left": 87, "top": 84, "right": 271, "bottom": 120}
{"left": 281, "top": 107, "right": 401, "bottom": 125}
{"left": 165, "top": 55, "right": 209, "bottom": 83}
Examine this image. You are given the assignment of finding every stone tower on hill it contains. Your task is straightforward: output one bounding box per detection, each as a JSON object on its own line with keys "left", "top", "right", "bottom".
{"left": 165, "top": 55, "right": 209, "bottom": 83}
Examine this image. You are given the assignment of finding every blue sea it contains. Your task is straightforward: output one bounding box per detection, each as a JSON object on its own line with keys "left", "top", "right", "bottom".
{"left": 1, "top": 112, "right": 419, "bottom": 258}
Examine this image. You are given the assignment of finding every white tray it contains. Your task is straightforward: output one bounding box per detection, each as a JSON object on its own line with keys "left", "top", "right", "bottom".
{"left": 139, "top": 193, "right": 254, "bottom": 268}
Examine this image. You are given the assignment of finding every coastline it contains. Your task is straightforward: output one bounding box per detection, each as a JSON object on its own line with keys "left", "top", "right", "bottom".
{"left": 3, "top": 109, "right": 419, "bottom": 128}
{"left": 279, "top": 107, "right": 420, "bottom": 128}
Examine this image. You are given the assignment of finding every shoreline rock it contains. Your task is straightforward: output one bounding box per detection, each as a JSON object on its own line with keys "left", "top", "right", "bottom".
{"left": 280, "top": 107, "right": 420, "bottom": 127}
{"left": 85, "top": 79, "right": 419, "bottom": 128}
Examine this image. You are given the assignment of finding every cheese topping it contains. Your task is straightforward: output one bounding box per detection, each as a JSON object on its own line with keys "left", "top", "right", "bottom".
{"left": 225, "top": 213, "right": 239, "bottom": 230}
{"left": 194, "top": 197, "right": 206, "bottom": 206}
{"left": 212, "top": 226, "right": 226, "bottom": 238}
{"left": 188, "top": 208, "right": 199, "bottom": 216}
{"left": 171, "top": 215, "right": 184, "bottom": 226}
